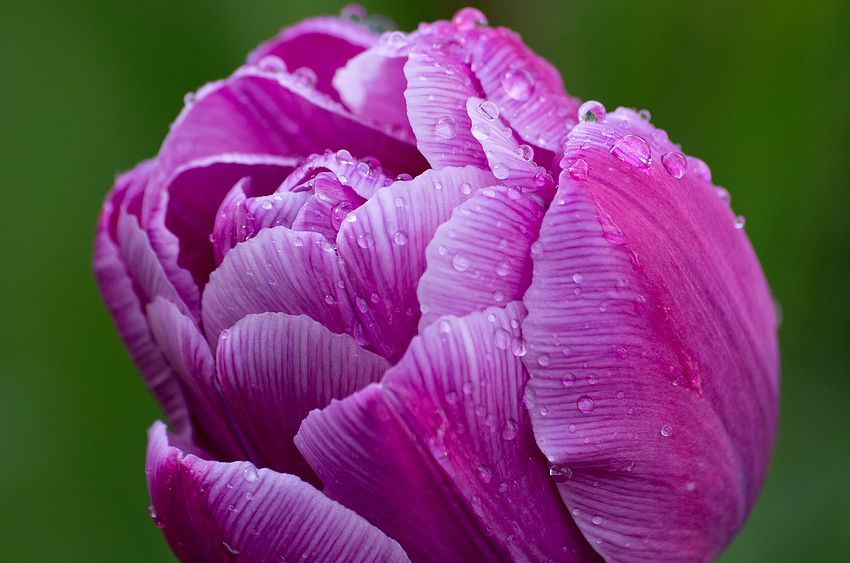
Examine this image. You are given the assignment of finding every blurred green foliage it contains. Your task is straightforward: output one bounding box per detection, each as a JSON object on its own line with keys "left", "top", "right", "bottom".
{"left": 0, "top": 1, "right": 846, "bottom": 561}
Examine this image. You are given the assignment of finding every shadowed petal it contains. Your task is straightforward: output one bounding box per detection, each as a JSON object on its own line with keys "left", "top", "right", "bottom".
{"left": 521, "top": 108, "right": 779, "bottom": 561}
{"left": 147, "top": 298, "right": 243, "bottom": 461}
{"left": 216, "top": 312, "right": 389, "bottom": 486}
{"left": 146, "top": 421, "right": 410, "bottom": 563}
{"left": 417, "top": 184, "right": 544, "bottom": 331}
{"left": 336, "top": 166, "right": 494, "bottom": 363}
{"left": 296, "top": 304, "right": 603, "bottom": 562}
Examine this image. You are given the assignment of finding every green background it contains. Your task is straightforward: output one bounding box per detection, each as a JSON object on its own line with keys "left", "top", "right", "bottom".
{"left": 1, "top": 0, "right": 847, "bottom": 560}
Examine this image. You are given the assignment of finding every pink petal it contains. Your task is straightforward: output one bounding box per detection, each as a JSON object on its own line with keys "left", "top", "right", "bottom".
{"left": 215, "top": 312, "right": 389, "bottom": 486}
{"left": 336, "top": 166, "right": 494, "bottom": 363}
{"left": 296, "top": 304, "right": 602, "bottom": 562}
{"left": 146, "top": 421, "right": 410, "bottom": 563}
{"left": 521, "top": 108, "right": 779, "bottom": 560}
{"left": 417, "top": 184, "right": 544, "bottom": 331}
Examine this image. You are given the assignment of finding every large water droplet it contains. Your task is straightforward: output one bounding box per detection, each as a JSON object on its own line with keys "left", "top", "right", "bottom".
{"left": 516, "top": 144, "right": 534, "bottom": 161}
{"left": 477, "top": 465, "right": 493, "bottom": 484}
{"left": 577, "top": 395, "right": 595, "bottom": 414}
{"left": 471, "top": 122, "right": 491, "bottom": 140}
{"left": 452, "top": 251, "right": 471, "bottom": 272}
{"left": 331, "top": 202, "right": 356, "bottom": 230}
{"left": 735, "top": 215, "right": 746, "bottom": 229}
{"left": 292, "top": 67, "right": 317, "bottom": 88}
{"left": 479, "top": 100, "right": 500, "bottom": 120}
{"left": 501, "top": 68, "right": 535, "bottom": 101}
{"left": 511, "top": 337, "right": 527, "bottom": 357}
{"left": 435, "top": 115, "right": 459, "bottom": 139}
{"left": 661, "top": 151, "right": 687, "bottom": 179}
{"left": 242, "top": 465, "right": 259, "bottom": 483}
{"left": 393, "top": 230, "right": 409, "bottom": 245}
{"left": 591, "top": 515, "right": 603, "bottom": 525}
{"left": 493, "top": 327, "right": 511, "bottom": 350}
{"left": 452, "top": 7, "right": 488, "bottom": 30}
{"left": 562, "top": 373, "right": 576, "bottom": 387}
{"left": 610, "top": 135, "right": 652, "bottom": 169}
{"left": 257, "top": 55, "right": 286, "bottom": 74}
{"left": 492, "top": 162, "right": 510, "bottom": 179}
{"left": 569, "top": 158, "right": 589, "bottom": 181}
{"left": 537, "top": 353, "right": 551, "bottom": 367}
{"left": 502, "top": 419, "right": 518, "bottom": 440}
{"left": 578, "top": 100, "right": 606, "bottom": 123}
{"left": 550, "top": 465, "right": 572, "bottom": 483}
{"left": 460, "top": 182, "right": 473, "bottom": 195}
{"left": 357, "top": 232, "right": 374, "bottom": 248}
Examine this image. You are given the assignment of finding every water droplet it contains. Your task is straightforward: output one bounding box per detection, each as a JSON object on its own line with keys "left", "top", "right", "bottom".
{"left": 661, "top": 151, "right": 687, "bottom": 179}
{"left": 492, "top": 162, "right": 510, "bottom": 179}
{"left": 613, "top": 346, "right": 627, "bottom": 359}
{"left": 616, "top": 391, "right": 625, "bottom": 399}
{"left": 661, "top": 424, "right": 673, "bottom": 437}
{"left": 562, "top": 373, "right": 575, "bottom": 387}
{"left": 445, "top": 390, "right": 459, "bottom": 404}
{"left": 183, "top": 91, "right": 195, "bottom": 105}
{"left": 370, "top": 292, "right": 380, "bottom": 304}
{"left": 598, "top": 302, "right": 608, "bottom": 312}
{"left": 537, "top": 353, "right": 551, "bottom": 367}
{"left": 495, "top": 259, "right": 510, "bottom": 276}
{"left": 452, "top": 251, "right": 471, "bottom": 272}
{"left": 500, "top": 68, "right": 535, "bottom": 101}
{"left": 452, "top": 7, "right": 488, "bottom": 30}
{"left": 569, "top": 158, "right": 589, "bottom": 181}
{"left": 462, "top": 381, "right": 474, "bottom": 395}
{"left": 498, "top": 481, "right": 509, "bottom": 492}
{"left": 493, "top": 327, "right": 511, "bottom": 350}
{"left": 577, "top": 395, "right": 595, "bottom": 414}
{"left": 482, "top": 187, "right": 496, "bottom": 198}
{"left": 331, "top": 201, "right": 356, "bottom": 230}
{"left": 242, "top": 465, "right": 259, "bottom": 483}
{"left": 340, "top": 4, "right": 368, "bottom": 21}
{"left": 460, "top": 182, "right": 473, "bottom": 194}
{"left": 530, "top": 241, "right": 543, "bottom": 254}
{"left": 147, "top": 505, "right": 157, "bottom": 518}
{"left": 393, "top": 230, "right": 409, "bottom": 245}
{"left": 610, "top": 135, "right": 652, "bottom": 169}
{"left": 638, "top": 109, "right": 651, "bottom": 121}
{"left": 688, "top": 156, "right": 712, "bottom": 181}
{"left": 716, "top": 187, "right": 731, "bottom": 205}
{"left": 479, "top": 101, "right": 500, "bottom": 120}
{"left": 735, "top": 215, "right": 746, "bottom": 229}
{"left": 515, "top": 144, "right": 534, "bottom": 161}
{"left": 591, "top": 515, "right": 603, "bottom": 525}
{"left": 471, "top": 122, "right": 491, "bottom": 140}
{"left": 492, "top": 290, "right": 505, "bottom": 302}
{"left": 357, "top": 232, "right": 374, "bottom": 248}
{"left": 439, "top": 320, "right": 452, "bottom": 333}
{"left": 572, "top": 273, "right": 583, "bottom": 284}
{"left": 257, "top": 55, "right": 286, "bottom": 74}
{"left": 578, "top": 100, "right": 606, "bottom": 123}
{"left": 539, "top": 406, "right": 549, "bottom": 416}
{"left": 435, "top": 115, "right": 459, "bottom": 139}
{"left": 292, "top": 67, "right": 317, "bottom": 88}
{"left": 550, "top": 465, "right": 572, "bottom": 482}
{"left": 395, "top": 196, "right": 406, "bottom": 208}
{"left": 511, "top": 337, "right": 527, "bottom": 357}
{"left": 477, "top": 465, "right": 493, "bottom": 484}
{"left": 325, "top": 294, "right": 336, "bottom": 305}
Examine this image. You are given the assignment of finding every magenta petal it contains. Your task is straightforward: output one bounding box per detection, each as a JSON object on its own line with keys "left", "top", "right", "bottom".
{"left": 336, "top": 166, "right": 494, "bottom": 363}
{"left": 521, "top": 108, "right": 779, "bottom": 560}
{"left": 296, "top": 304, "right": 602, "bottom": 562}
{"left": 146, "top": 297, "right": 244, "bottom": 461}
{"left": 417, "top": 184, "right": 544, "bottom": 331}
{"left": 291, "top": 172, "right": 368, "bottom": 240}
{"left": 146, "top": 421, "right": 410, "bottom": 563}
{"left": 93, "top": 163, "right": 190, "bottom": 434}
{"left": 403, "top": 41, "right": 488, "bottom": 170}
{"left": 247, "top": 16, "right": 379, "bottom": 104}
{"left": 464, "top": 25, "right": 580, "bottom": 152}
{"left": 216, "top": 312, "right": 389, "bottom": 485}
{"left": 201, "top": 228, "right": 356, "bottom": 349}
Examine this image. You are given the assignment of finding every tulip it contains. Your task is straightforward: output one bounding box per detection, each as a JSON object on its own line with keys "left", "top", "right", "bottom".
{"left": 93, "top": 6, "right": 779, "bottom": 562}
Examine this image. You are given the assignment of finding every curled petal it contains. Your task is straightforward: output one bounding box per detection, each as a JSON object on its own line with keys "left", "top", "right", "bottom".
{"left": 145, "top": 421, "right": 410, "bottom": 563}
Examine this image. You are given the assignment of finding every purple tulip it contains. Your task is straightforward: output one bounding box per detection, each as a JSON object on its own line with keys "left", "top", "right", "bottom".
{"left": 93, "top": 7, "right": 779, "bottom": 562}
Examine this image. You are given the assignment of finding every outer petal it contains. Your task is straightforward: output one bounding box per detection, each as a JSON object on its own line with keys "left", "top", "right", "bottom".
{"left": 296, "top": 304, "right": 602, "bottom": 562}
{"left": 146, "top": 421, "right": 410, "bottom": 563}
{"left": 336, "top": 166, "right": 494, "bottom": 363}
{"left": 147, "top": 298, "right": 243, "bottom": 461}
{"left": 201, "top": 228, "right": 356, "bottom": 349}
{"left": 521, "top": 108, "right": 779, "bottom": 561}
{"left": 247, "top": 16, "right": 379, "bottom": 103}
{"left": 93, "top": 162, "right": 190, "bottom": 434}
{"left": 417, "top": 184, "right": 544, "bottom": 331}
{"left": 215, "top": 312, "right": 389, "bottom": 485}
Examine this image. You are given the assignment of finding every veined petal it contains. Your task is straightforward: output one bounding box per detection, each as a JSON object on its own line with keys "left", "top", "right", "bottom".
{"left": 215, "top": 312, "right": 389, "bottom": 485}
{"left": 336, "top": 166, "right": 494, "bottom": 363}
{"left": 296, "top": 304, "right": 602, "bottom": 562}
{"left": 145, "top": 421, "right": 410, "bottom": 563}
{"left": 291, "top": 173, "right": 368, "bottom": 241}
{"left": 277, "top": 149, "right": 396, "bottom": 200}
{"left": 417, "top": 184, "right": 544, "bottom": 331}
{"left": 521, "top": 108, "right": 779, "bottom": 561}
{"left": 147, "top": 297, "right": 243, "bottom": 461}
{"left": 201, "top": 228, "right": 356, "bottom": 349}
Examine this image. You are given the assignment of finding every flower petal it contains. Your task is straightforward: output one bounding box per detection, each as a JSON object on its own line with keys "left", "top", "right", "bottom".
{"left": 291, "top": 172, "right": 368, "bottom": 240}
{"left": 146, "top": 297, "right": 243, "bottom": 461}
{"left": 336, "top": 166, "right": 494, "bottom": 363}
{"left": 93, "top": 162, "right": 190, "bottom": 434}
{"left": 296, "top": 304, "right": 602, "bottom": 562}
{"left": 201, "top": 228, "right": 356, "bottom": 349}
{"left": 146, "top": 421, "right": 410, "bottom": 563}
{"left": 417, "top": 184, "right": 544, "bottom": 331}
{"left": 521, "top": 108, "right": 779, "bottom": 560}
{"left": 247, "top": 16, "right": 379, "bottom": 104}
{"left": 215, "top": 312, "right": 389, "bottom": 486}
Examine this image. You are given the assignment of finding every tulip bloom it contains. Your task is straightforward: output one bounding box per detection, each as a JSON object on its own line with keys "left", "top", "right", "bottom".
{"left": 94, "top": 7, "right": 779, "bottom": 562}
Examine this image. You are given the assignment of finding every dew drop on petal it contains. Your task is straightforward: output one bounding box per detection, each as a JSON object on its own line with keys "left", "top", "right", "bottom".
{"left": 661, "top": 151, "right": 688, "bottom": 178}
{"left": 242, "top": 465, "right": 259, "bottom": 483}
{"left": 493, "top": 327, "right": 511, "bottom": 350}
{"left": 479, "top": 100, "right": 500, "bottom": 120}
{"left": 578, "top": 100, "right": 606, "bottom": 123}
{"left": 439, "top": 320, "right": 452, "bottom": 333}
{"left": 452, "top": 7, "right": 488, "bottom": 30}
{"left": 530, "top": 241, "right": 543, "bottom": 254}
{"left": 515, "top": 144, "right": 534, "bottom": 161}
{"left": 511, "top": 337, "right": 527, "bottom": 357}
{"left": 460, "top": 182, "right": 473, "bottom": 194}
{"left": 661, "top": 424, "right": 673, "bottom": 437}
{"left": 562, "top": 373, "right": 575, "bottom": 387}
{"left": 471, "top": 122, "right": 491, "bottom": 140}
{"left": 592, "top": 516, "right": 603, "bottom": 525}
{"left": 638, "top": 109, "right": 651, "bottom": 121}
{"left": 492, "top": 162, "right": 510, "bottom": 179}
{"left": 577, "top": 395, "right": 595, "bottom": 413}
{"left": 477, "top": 465, "right": 493, "bottom": 484}
{"left": 435, "top": 115, "right": 459, "bottom": 139}
{"left": 292, "top": 67, "right": 318, "bottom": 88}
{"left": 257, "top": 55, "right": 286, "bottom": 74}
{"left": 716, "top": 187, "right": 731, "bottom": 206}
{"left": 569, "top": 158, "right": 589, "bottom": 181}
{"left": 331, "top": 202, "right": 356, "bottom": 230}
{"left": 688, "top": 156, "right": 712, "bottom": 181}
{"left": 393, "top": 230, "right": 409, "bottom": 245}
{"left": 610, "top": 135, "right": 652, "bottom": 169}
{"left": 537, "top": 353, "right": 551, "bottom": 367}
{"left": 586, "top": 373, "right": 598, "bottom": 385}
{"left": 452, "top": 251, "right": 471, "bottom": 272}
{"left": 572, "top": 273, "right": 583, "bottom": 284}
{"left": 501, "top": 68, "right": 535, "bottom": 101}
{"left": 502, "top": 419, "right": 518, "bottom": 441}
{"left": 495, "top": 260, "right": 510, "bottom": 276}
{"left": 549, "top": 465, "right": 572, "bottom": 483}
{"left": 357, "top": 233, "right": 374, "bottom": 249}
{"left": 735, "top": 215, "right": 746, "bottom": 229}
{"left": 493, "top": 290, "right": 505, "bottom": 302}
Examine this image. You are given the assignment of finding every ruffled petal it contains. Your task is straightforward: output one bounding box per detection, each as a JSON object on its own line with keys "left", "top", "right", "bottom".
{"left": 247, "top": 16, "right": 379, "bottom": 104}
{"left": 146, "top": 297, "right": 243, "bottom": 460}
{"left": 336, "top": 166, "right": 494, "bottom": 363}
{"left": 201, "top": 228, "right": 356, "bottom": 349}
{"left": 215, "top": 312, "right": 389, "bottom": 485}
{"left": 93, "top": 162, "right": 190, "bottom": 434}
{"left": 146, "top": 421, "right": 410, "bottom": 563}
{"left": 417, "top": 184, "right": 544, "bottom": 331}
{"left": 277, "top": 149, "right": 396, "bottom": 200}
{"left": 521, "top": 108, "right": 779, "bottom": 561}
{"left": 296, "top": 304, "right": 602, "bottom": 562}
{"left": 291, "top": 172, "right": 368, "bottom": 240}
